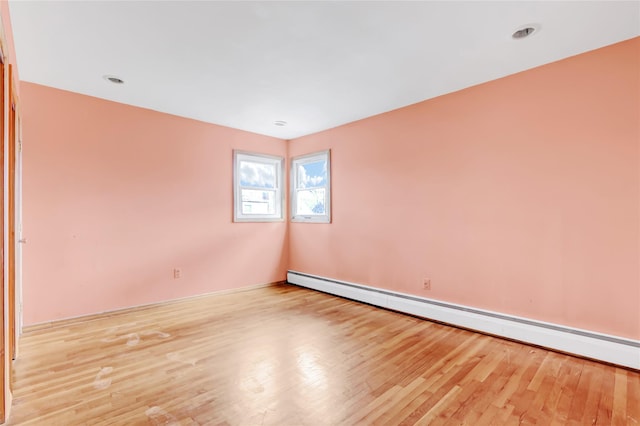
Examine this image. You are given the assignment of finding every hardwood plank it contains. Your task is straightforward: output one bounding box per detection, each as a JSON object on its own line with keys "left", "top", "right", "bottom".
{"left": 6, "top": 283, "right": 639, "bottom": 425}
{"left": 628, "top": 367, "right": 640, "bottom": 425}
{"left": 612, "top": 369, "right": 628, "bottom": 425}
{"left": 596, "top": 362, "right": 616, "bottom": 425}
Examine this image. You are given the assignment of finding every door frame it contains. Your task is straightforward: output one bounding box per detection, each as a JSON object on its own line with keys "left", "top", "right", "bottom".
{"left": 0, "top": 43, "right": 6, "bottom": 424}
{"left": 7, "top": 64, "right": 15, "bottom": 364}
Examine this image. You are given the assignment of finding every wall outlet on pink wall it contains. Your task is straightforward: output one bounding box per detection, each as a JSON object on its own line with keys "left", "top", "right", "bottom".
{"left": 173, "top": 268, "right": 181, "bottom": 279}
{"left": 423, "top": 279, "right": 431, "bottom": 290}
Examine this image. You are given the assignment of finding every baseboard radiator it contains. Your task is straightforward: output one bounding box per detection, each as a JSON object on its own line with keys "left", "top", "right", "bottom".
{"left": 287, "top": 270, "right": 639, "bottom": 370}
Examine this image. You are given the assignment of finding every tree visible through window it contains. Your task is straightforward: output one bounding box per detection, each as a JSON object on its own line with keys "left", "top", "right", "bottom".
{"left": 291, "top": 150, "right": 331, "bottom": 223}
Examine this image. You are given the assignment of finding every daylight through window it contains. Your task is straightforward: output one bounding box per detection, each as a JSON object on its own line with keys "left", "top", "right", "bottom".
{"left": 291, "top": 150, "right": 331, "bottom": 223}
{"left": 233, "top": 151, "right": 284, "bottom": 222}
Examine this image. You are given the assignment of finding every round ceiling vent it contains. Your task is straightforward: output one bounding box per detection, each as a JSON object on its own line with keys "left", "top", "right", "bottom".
{"left": 103, "top": 75, "right": 125, "bottom": 84}
{"left": 512, "top": 25, "right": 540, "bottom": 40}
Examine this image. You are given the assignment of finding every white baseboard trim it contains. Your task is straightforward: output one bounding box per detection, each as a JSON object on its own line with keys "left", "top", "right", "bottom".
{"left": 287, "top": 270, "right": 640, "bottom": 370}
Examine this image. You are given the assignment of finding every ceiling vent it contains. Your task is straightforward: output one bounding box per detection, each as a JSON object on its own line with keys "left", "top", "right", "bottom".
{"left": 103, "top": 75, "right": 125, "bottom": 84}
{"left": 512, "top": 25, "right": 539, "bottom": 39}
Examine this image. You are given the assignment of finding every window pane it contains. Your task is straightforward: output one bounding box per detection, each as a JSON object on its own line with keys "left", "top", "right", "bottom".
{"left": 295, "top": 188, "right": 326, "bottom": 215}
{"left": 240, "top": 161, "right": 276, "bottom": 189}
{"left": 297, "top": 160, "right": 326, "bottom": 189}
{"left": 241, "top": 189, "right": 276, "bottom": 215}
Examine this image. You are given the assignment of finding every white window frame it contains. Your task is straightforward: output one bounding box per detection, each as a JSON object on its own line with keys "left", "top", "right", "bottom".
{"left": 233, "top": 150, "right": 284, "bottom": 222}
{"left": 291, "top": 150, "right": 331, "bottom": 223}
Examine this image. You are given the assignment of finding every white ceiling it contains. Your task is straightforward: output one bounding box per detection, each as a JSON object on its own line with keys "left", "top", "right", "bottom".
{"left": 8, "top": 1, "right": 640, "bottom": 140}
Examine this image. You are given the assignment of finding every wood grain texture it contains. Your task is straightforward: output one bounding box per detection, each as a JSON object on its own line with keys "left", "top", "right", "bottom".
{"left": 0, "top": 50, "right": 5, "bottom": 425}
{"left": 7, "top": 284, "right": 640, "bottom": 425}
{"left": 7, "top": 64, "right": 17, "bottom": 364}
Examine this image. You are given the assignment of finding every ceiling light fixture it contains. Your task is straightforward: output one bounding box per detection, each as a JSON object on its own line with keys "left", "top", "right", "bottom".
{"left": 103, "top": 75, "right": 125, "bottom": 84}
{"left": 274, "top": 120, "right": 287, "bottom": 127}
{"left": 512, "top": 24, "right": 539, "bottom": 40}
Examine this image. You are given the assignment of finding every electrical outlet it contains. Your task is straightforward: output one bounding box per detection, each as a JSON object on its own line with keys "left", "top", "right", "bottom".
{"left": 173, "top": 268, "right": 181, "bottom": 279}
{"left": 423, "top": 279, "right": 431, "bottom": 290}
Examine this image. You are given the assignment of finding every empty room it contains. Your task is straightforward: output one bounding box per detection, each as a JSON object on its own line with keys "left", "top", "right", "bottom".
{"left": 0, "top": 0, "right": 637, "bottom": 425}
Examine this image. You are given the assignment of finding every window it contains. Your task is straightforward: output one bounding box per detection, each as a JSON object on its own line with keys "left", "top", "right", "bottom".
{"left": 291, "top": 150, "right": 331, "bottom": 223}
{"left": 233, "top": 151, "right": 284, "bottom": 222}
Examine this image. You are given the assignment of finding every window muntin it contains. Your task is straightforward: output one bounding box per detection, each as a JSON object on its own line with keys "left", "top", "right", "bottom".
{"left": 291, "top": 150, "right": 331, "bottom": 223}
{"left": 234, "top": 151, "right": 283, "bottom": 222}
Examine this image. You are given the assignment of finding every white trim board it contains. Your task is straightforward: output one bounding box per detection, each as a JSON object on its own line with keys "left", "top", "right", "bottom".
{"left": 287, "top": 271, "right": 640, "bottom": 370}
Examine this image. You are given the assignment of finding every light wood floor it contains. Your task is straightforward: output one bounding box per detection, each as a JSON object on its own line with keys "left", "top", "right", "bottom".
{"left": 7, "top": 283, "right": 640, "bottom": 425}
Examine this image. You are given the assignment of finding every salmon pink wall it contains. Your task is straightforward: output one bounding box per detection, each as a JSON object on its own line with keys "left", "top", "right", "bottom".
{"left": 21, "top": 83, "right": 288, "bottom": 325}
{"left": 289, "top": 38, "right": 640, "bottom": 340}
